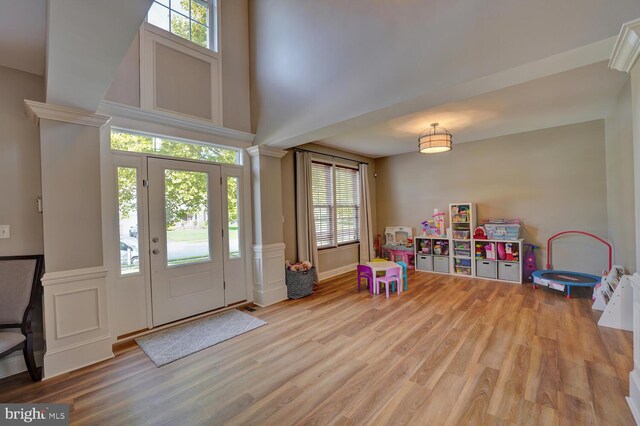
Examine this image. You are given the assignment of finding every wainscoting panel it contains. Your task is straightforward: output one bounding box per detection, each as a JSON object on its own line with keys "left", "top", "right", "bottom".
{"left": 42, "top": 266, "right": 113, "bottom": 379}
{"left": 252, "top": 243, "right": 287, "bottom": 307}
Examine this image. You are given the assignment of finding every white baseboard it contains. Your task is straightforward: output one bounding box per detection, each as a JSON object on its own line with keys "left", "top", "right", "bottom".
{"left": 43, "top": 335, "right": 114, "bottom": 380}
{"left": 319, "top": 263, "right": 358, "bottom": 282}
{"left": 0, "top": 350, "right": 44, "bottom": 380}
{"left": 253, "top": 286, "right": 288, "bottom": 307}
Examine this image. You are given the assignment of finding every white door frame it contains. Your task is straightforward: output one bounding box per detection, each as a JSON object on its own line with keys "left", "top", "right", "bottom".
{"left": 101, "top": 127, "right": 254, "bottom": 340}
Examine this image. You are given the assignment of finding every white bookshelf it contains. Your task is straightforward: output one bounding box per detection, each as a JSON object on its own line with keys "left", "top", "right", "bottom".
{"left": 449, "top": 203, "right": 476, "bottom": 277}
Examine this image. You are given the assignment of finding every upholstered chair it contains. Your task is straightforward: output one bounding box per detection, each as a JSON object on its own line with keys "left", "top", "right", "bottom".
{"left": 0, "top": 255, "right": 44, "bottom": 381}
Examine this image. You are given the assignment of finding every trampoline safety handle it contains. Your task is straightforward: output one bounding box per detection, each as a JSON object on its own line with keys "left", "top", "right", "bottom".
{"left": 546, "top": 231, "right": 612, "bottom": 271}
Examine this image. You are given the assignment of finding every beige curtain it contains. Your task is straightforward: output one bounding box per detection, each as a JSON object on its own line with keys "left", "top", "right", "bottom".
{"left": 359, "top": 163, "right": 375, "bottom": 262}
{"left": 295, "top": 152, "right": 319, "bottom": 279}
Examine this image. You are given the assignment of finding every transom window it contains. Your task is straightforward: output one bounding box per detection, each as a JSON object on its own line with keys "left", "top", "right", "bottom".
{"left": 147, "top": 0, "right": 217, "bottom": 50}
{"left": 111, "top": 130, "right": 240, "bottom": 165}
{"left": 312, "top": 162, "right": 360, "bottom": 248}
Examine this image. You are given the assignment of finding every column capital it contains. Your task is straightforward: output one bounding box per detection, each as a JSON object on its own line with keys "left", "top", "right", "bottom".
{"left": 610, "top": 18, "right": 640, "bottom": 73}
{"left": 24, "top": 100, "right": 112, "bottom": 128}
{"left": 246, "top": 145, "right": 288, "bottom": 159}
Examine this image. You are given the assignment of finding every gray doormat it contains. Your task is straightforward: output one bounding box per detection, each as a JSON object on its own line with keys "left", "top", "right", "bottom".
{"left": 136, "top": 309, "right": 267, "bottom": 367}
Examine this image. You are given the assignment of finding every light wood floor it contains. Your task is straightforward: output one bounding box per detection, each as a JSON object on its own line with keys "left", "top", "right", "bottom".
{"left": 0, "top": 271, "right": 634, "bottom": 425}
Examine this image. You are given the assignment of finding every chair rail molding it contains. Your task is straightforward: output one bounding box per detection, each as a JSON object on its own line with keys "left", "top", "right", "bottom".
{"left": 610, "top": 18, "right": 640, "bottom": 73}
{"left": 41, "top": 266, "right": 113, "bottom": 379}
{"left": 252, "top": 243, "right": 287, "bottom": 307}
{"left": 24, "top": 100, "right": 112, "bottom": 128}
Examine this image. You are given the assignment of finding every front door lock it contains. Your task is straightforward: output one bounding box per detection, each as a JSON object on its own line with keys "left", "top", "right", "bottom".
{"left": 152, "top": 237, "right": 159, "bottom": 243}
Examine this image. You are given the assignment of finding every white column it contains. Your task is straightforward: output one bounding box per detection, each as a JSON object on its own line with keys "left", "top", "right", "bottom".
{"left": 24, "top": 101, "right": 114, "bottom": 379}
{"left": 246, "top": 146, "right": 288, "bottom": 306}
{"left": 610, "top": 18, "right": 640, "bottom": 422}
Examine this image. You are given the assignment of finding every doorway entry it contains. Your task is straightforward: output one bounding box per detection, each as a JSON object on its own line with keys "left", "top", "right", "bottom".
{"left": 147, "top": 157, "right": 224, "bottom": 326}
{"left": 112, "top": 151, "right": 246, "bottom": 335}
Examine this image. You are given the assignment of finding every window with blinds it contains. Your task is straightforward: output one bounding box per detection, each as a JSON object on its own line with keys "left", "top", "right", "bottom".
{"left": 311, "top": 161, "right": 360, "bottom": 248}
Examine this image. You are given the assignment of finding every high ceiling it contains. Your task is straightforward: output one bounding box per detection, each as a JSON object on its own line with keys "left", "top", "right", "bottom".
{"left": 319, "top": 61, "right": 629, "bottom": 158}
{"left": 0, "top": 0, "right": 47, "bottom": 76}
{"left": 251, "top": 0, "right": 640, "bottom": 158}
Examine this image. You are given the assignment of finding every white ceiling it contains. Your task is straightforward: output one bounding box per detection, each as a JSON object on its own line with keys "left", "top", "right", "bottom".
{"left": 252, "top": 1, "right": 640, "bottom": 158}
{"left": 0, "top": 0, "right": 47, "bottom": 76}
{"left": 318, "top": 61, "right": 629, "bottom": 158}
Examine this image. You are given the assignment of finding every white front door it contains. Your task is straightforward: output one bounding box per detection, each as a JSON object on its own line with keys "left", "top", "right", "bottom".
{"left": 147, "top": 157, "right": 225, "bottom": 326}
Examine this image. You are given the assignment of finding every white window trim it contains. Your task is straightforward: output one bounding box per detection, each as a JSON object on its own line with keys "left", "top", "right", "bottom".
{"left": 312, "top": 158, "right": 360, "bottom": 250}
{"left": 146, "top": 0, "right": 218, "bottom": 53}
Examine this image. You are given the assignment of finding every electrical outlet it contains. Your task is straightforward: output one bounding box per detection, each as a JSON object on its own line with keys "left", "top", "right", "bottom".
{"left": 0, "top": 225, "right": 9, "bottom": 239}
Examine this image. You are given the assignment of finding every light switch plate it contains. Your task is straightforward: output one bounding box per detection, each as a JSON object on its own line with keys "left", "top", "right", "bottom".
{"left": 0, "top": 225, "right": 10, "bottom": 239}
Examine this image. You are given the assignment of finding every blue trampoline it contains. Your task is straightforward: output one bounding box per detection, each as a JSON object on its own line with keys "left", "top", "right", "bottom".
{"left": 532, "top": 270, "right": 600, "bottom": 298}
{"left": 532, "top": 230, "right": 610, "bottom": 299}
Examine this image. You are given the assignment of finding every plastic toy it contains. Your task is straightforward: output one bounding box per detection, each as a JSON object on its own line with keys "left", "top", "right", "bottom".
{"left": 523, "top": 244, "right": 538, "bottom": 282}
{"left": 505, "top": 243, "right": 514, "bottom": 261}
{"left": 485, "top": 243, "right": 496, "bottom": 260}
{"left": 497, "top": 242, "right": 506, "bottom": 260}
{"left": 433, "top": 209, "right": 446, "bottom": 236}
{"left": 474, "top": 226, "right": 487, "bottom": 239}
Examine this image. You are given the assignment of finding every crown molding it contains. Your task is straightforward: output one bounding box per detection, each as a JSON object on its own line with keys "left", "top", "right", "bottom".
{"left": 610, "top": 18, "right": 640, "bottom": 73}
{"left": 246, "top": 145, "right": 288, "bottom": 159}
{"left": 98, "top": 101, "right": 255, "bottom": 144}
{"left": 24, "top": 100, "right": 112, "bottom": 128}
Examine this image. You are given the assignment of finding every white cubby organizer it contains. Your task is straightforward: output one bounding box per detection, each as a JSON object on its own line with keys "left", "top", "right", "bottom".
{"left": 414, "top": 203, "right": 525, "bottom": 284}
{"left": 449, "top": 203, "right": 476, "bottom": 277}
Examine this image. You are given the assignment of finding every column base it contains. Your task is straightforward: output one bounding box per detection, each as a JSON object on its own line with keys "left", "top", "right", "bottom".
{"left": 253, "top": 243, "right": 287, "bottom": 307}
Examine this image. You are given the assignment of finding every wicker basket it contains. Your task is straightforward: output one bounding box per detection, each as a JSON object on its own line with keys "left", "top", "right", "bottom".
{"left": 285, "top": 267, "right": 316, "bottom": 299}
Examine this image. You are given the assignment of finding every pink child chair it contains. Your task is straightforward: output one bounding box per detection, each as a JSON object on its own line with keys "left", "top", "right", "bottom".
{"left": 357, "top": 264, "right": 374, "bottom": 293}
{"left": 375, "top": 267, "right": 402, "bottom": 298}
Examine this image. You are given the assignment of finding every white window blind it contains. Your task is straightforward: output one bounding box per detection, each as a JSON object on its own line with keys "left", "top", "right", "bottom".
{"left": 311, "top": 161, "right": 360, "bottom": 248}
{"left": 335, "top": 166, "right": 360, "bottom": 244}
{"left": 312, "top": 162, "right": 334, "bottom": 248}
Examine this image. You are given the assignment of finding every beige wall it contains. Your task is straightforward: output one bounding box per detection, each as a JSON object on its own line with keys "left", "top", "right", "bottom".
{"left": 605, "top": 80, "right": 636, "bottom": 273}
{"left": 105, "top": 0, "right": 251, "bottom": 133}
{"left": 0, "top": 66, "right": 45, "bottom": 256}
{"left": 376, "top": 121, "right": 610, "bottom": 276}
{"left": 281, "top": 143, "right": 377, "bottom": 273}
{"left": 0, "top": 66, "right": 45, "bottom": 377}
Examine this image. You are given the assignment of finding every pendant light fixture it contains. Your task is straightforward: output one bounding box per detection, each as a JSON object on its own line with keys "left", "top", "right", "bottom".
{"left": 418, "top": 123, "right": 452, "bottom": 154}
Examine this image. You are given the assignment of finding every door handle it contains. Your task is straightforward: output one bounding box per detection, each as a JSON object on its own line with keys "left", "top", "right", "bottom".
{"left": 152, "top": 237, "right": 159, "bottom": 243}
{"left": 152, "top": 249, "right": 160, "bottom": 255}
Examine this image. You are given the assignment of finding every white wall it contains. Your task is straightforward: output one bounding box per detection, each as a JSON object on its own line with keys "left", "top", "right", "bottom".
{"left": 376, "top": 121, "right": 610, "bottom": 276}
{"left": 605, "top": 80, "right": 636, "bottom": 273}
{"left": 0, "top": 65, "right": 45, "bottom": 378}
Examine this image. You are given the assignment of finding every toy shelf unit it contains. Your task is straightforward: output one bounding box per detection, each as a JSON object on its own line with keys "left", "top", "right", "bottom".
{"left": 415, "top": 236, "right": 450, "bottom": 274}
{"left": 449, "top": 203, "right": 476, "bottom": 276}
{"left": 474, "top": 239, "right": 524, "bottom": 284}
{"left": 592, "top": 265, "right": 632, "bottom": 331}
